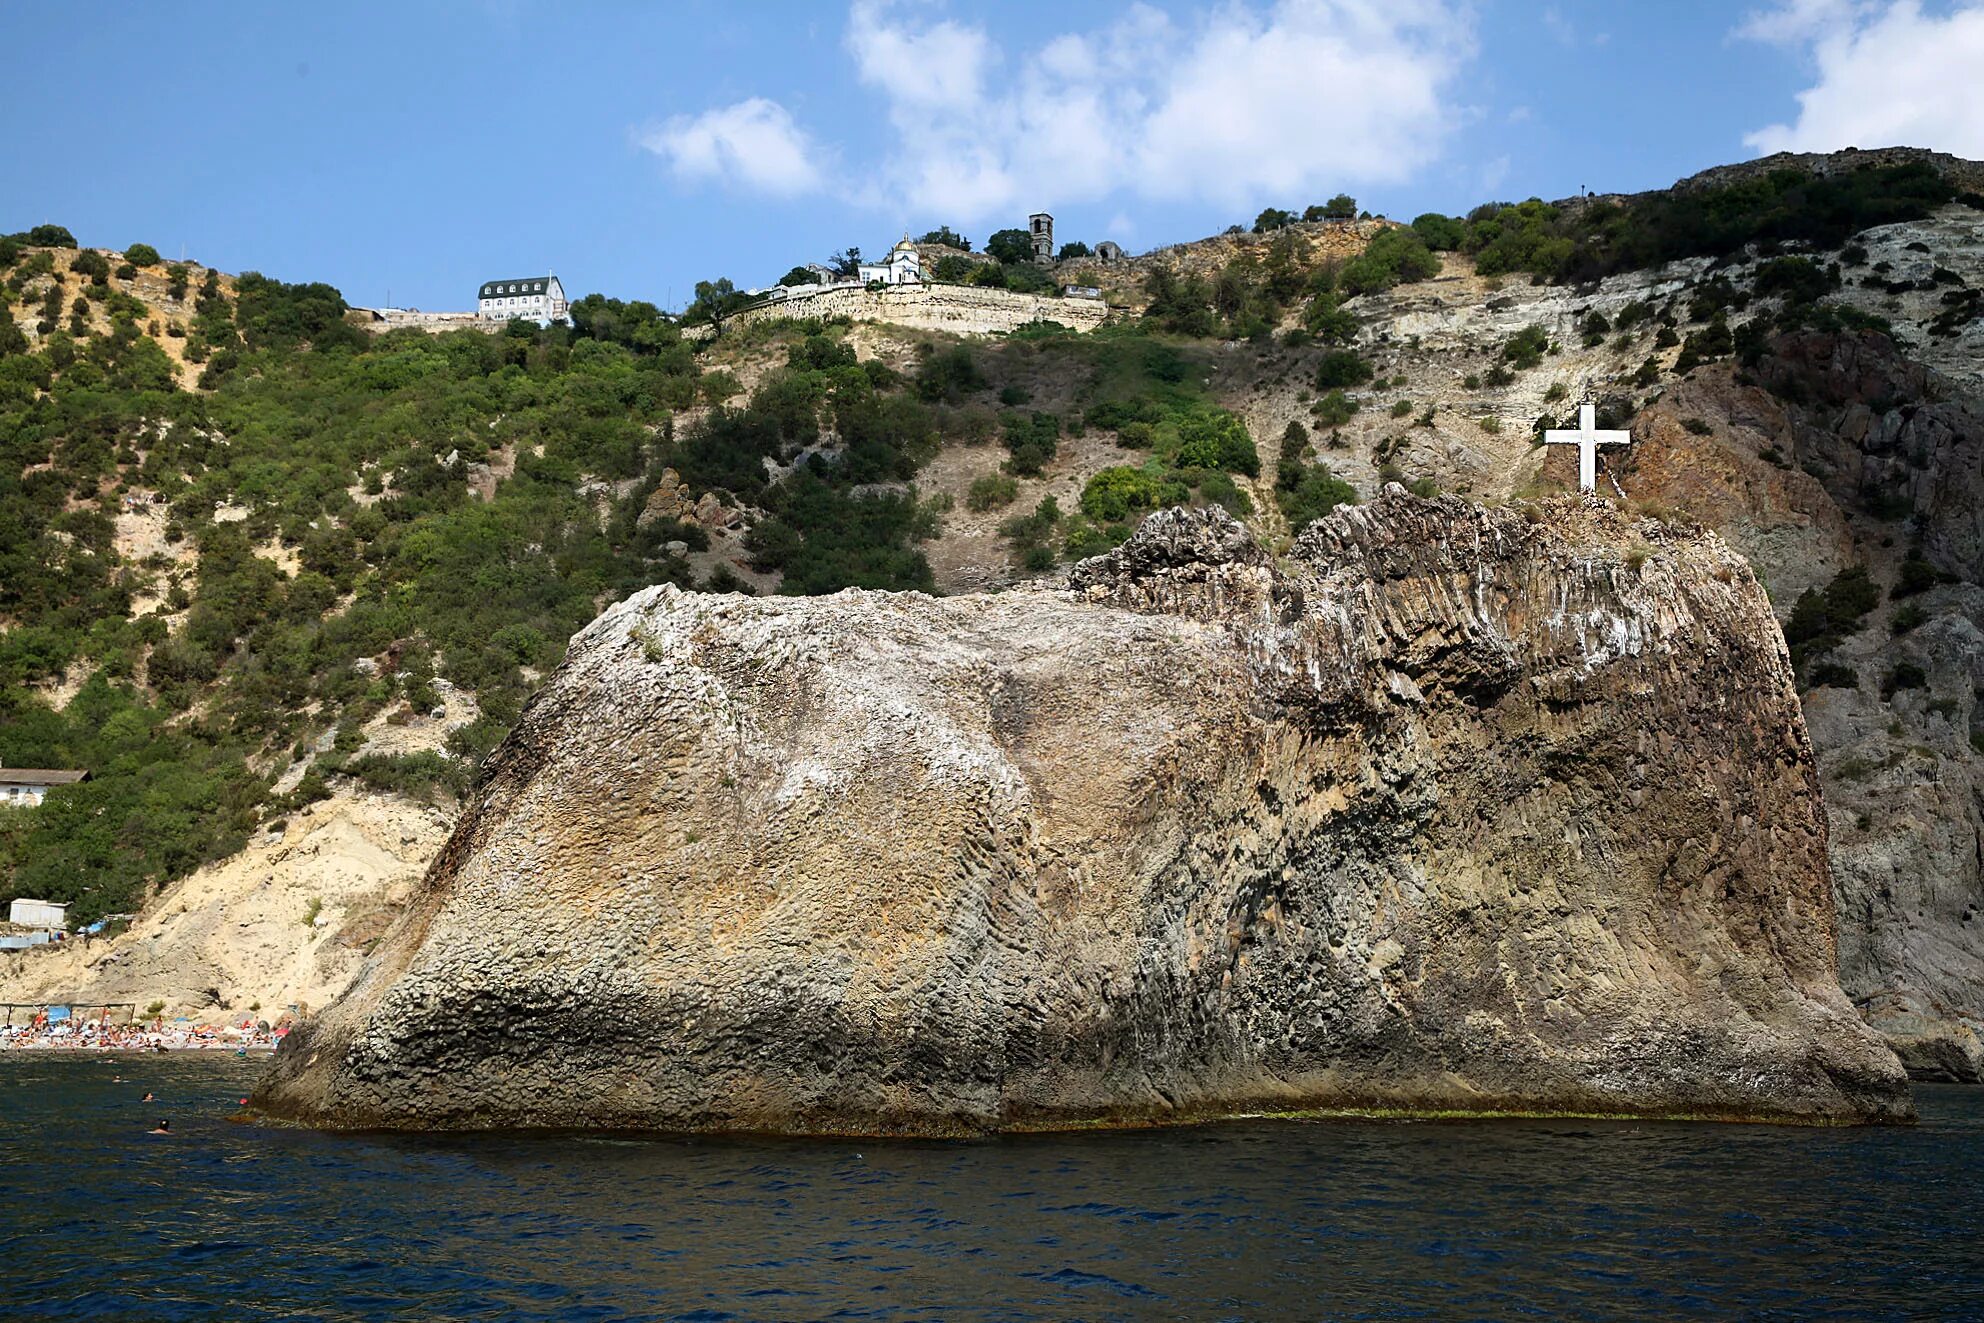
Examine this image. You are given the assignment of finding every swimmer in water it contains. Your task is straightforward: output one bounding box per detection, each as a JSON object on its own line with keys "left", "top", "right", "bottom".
{"left": 148, "top": 1119, "right": 171, "bottom": 1135}
{"left": 142, "top": 1092, "right": 155, "bottom": 1102}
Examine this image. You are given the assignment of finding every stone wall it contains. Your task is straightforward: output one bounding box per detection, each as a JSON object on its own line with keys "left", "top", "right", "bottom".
{"left": 686, "top": 282, "right": 1112, "bottom": 342}
{"left": 353, "top": 309, "right": 486, "bottom": 336}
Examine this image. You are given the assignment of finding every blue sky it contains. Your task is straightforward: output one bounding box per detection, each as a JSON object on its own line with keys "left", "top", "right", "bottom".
{"left": 7, "top": 1, "right": 1983, "bottom": 313}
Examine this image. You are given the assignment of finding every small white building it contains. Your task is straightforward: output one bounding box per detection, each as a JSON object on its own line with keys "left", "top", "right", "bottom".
{"left": 477, "top": 274, "right": 568, "bottom": 324}
{"left": 0, "top": 766, "right": 88, "bottom": 808}
{"left": 857, "top": 238, "right": 923, "bottom": 287}
{"left": 8, "top": 898, "right": 68, "bottom": 932}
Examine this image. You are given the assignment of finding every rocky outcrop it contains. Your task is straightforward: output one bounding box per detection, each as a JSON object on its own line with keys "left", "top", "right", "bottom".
{"left": 253, "top": 496, "right": 1909, "bottom": 1133}
{"left": 636, "top": 468, "right": 738, "bottom": 532}
{"left": 1613, "top": 333, "right": 1984, "bottom": 1079}
{"left": 685, "top": 283, "right": 1111, "bottom": 343}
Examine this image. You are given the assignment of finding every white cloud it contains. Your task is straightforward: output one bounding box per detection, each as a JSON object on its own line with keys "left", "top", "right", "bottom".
{"left": 847, "top": 0, "right": 994, "bottom": 110}
{"left": 651, "top": 0, "right": 1471, "bottom": 223}
{"left": 1735, "top": 0, "right": 1871, "bottom": 45}
{"left": 1126, "top": 0, "right": 1470, "bottom": 207}
{"left": 1741, "top": 1, "right": 1984, "bottom": 156}
{"left": 638, "top": 98, "right": 825, "bottom": 197}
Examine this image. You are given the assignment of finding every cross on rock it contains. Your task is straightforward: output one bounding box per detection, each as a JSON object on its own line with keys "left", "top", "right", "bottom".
{"left": 1544, "top": 403, "right": 1632, "bottom": 493}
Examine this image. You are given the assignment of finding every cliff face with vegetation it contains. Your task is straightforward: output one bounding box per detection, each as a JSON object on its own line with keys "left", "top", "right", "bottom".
{"left": 6, "top": 152, "right": 1982, "bottom": 1084}
{"left": 253, "top": 498, "right": 1908, "bottom": 1132}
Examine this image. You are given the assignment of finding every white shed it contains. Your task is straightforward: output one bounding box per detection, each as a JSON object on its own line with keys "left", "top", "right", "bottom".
{"left": 8, "top": 898, "right": 68, "bottom": 931}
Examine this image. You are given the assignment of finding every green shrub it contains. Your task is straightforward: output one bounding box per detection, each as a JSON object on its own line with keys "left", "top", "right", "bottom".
{"left": 1501, "top": 325, "right": 1548, "bottom": 369}
{"left": 966, "top": 473, "right": 1019, "bottom": 511}
{"left": 125, "top": 243, "right": 161, "bottom": 267}
{"left": 1783, "top": 564, "right": 1881, "bottom": 665}
{"left": 917, "top": 345, "right": 984, "bottom": 402}
{"left": 1410, "top": 213, "right": 1466, "bottom": 250}
{"left": 986, "top": 229, "right": 1034, "bottom": 264}
{"left": 1314, "top": 349, "right": 1373, "bottom": 389}
{"left": 70, "top": 250, "right": 111, "bottom": 283}
{"left": 1000, "top": 411, "right": 1061, "bottom": 476}
{"left": 1338, "top": 228, "right": 1440, "bottom": 296}
{"left": 1893, "top": 552, "right": 1942, "bottom": 596}
{"left": 1302, "top": 294, "right": 1357, "bottom": 343}
{"left": 1081, "top": 466, "right": 1175, "bottom": 522}
{"left": 1315, "top": 390, "right": 1359, "bottom": 427}
{"left": 1173, "top": 408, "right": 1260, "bottom": 475}
{"left": 1276, "top": 461, "right": 1359, "bottom": 531}
{"left": 1882, "top": 662, "right": 1928, "bottom": 698}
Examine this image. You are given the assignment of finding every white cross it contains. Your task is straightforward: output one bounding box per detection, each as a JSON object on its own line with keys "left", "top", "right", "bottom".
{"left": 1544, "top": 403, "right": 1632, "bottom": 493}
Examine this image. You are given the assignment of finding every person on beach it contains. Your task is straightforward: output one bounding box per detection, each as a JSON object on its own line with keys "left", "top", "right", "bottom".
{"left": 148, "top": 1119, "right": 171, "bottom": 1135}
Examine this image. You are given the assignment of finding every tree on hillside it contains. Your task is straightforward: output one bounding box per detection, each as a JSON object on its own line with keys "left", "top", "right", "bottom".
{"left": 70, "top": 250, "right": 111, "bottom": 284}
{"left": 19, "top": 224, "right": 77, "bottom": 247}
{"left": 1310, "top": 194, "right": 1357, "bottom": 221}
{"left": 1409, "top": 213, "right": 1465, "bottom": 250}
{"left": 986, "top": 229, "right": 1034, "bottom": 265}
{"left": 1337, "top": 227, "right": 1440, "bottom": 296}
{"left": 566, "top": 293, "right": 682, "bottom": 355}
{"left": 827, "top": 248, "right": 862, "bottom": 279}
{"left": 1253, "top": 208, "right": 1296, "bottom": 233}
{"left": 125, "top": 243, "right": 161, "bottom": 267}
{"left": 778, "top": 266, "right": 821, "bottom": 287}
{"left": 1057, "top": 241, "right": 1092, "bottom": 261}
{"left": 231, "top": 273, "right": 358, "bottom": 352}
{"left": 688, "top": 277, "right": 748, "bottom": 324}
{"left": 919, "top": 226, "right": 970, "bottom": 250}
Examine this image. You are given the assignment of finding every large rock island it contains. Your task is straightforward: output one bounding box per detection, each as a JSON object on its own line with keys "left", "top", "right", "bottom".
{"left": 253, "top": 493, "right": 1911, "bottom": 1132}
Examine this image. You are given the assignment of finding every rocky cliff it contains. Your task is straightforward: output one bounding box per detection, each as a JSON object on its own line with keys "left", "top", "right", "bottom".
{"left": 1613, "top": 331, "right": 1984, "bottom": 1079}
{"left": 253, "top": 497, "right": 1909, "bottom": 1133}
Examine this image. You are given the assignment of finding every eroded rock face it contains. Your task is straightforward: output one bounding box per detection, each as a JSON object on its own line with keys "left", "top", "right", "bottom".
{"left": 254, "top": 496, "right": 1910, "bottom": 1132}
{"left": 1621, "top": 335, "right": 1984, "bottom": 1079}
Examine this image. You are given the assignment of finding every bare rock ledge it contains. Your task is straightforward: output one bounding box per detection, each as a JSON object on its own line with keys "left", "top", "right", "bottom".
{"left": 254, "top": 493, "right": 1911, "bottom": 1132}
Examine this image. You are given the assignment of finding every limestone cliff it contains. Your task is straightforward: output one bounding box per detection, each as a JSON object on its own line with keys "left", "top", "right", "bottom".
{"left": 1615, "top": 331, "right": 1984, "bottom": 1079}
{"left": 254, "top": 497, "right": 1909, "bottom": 1132}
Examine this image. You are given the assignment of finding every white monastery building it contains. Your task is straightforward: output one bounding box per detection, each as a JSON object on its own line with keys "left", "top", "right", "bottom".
{"left": 0, "top": 764, "right": 89, "bottom": 808}
{"left": 478, "top": 274, "right": 568, "bottom": 324}
{"left": 857, "top": 238, "right": 924, "bottom": 287}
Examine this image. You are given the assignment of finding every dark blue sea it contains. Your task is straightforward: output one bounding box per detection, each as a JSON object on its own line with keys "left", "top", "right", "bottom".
{"left": 3, "top": 1054, "right": 1980, "bottom": 1321}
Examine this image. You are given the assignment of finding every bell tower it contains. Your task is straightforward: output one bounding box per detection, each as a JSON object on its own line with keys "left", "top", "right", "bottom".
{"left": 1029, "top": 212, "right": 1054, "bottom": 263}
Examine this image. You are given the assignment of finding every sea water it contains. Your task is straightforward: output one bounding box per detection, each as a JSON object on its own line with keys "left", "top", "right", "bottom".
{"left": 3, "top": 1054, "right": 1981, "bottom": 1320}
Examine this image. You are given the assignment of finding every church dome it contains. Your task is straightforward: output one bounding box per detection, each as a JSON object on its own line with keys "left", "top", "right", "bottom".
{"left": 891, "top": 235, "right": 918, "bottom": 255}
